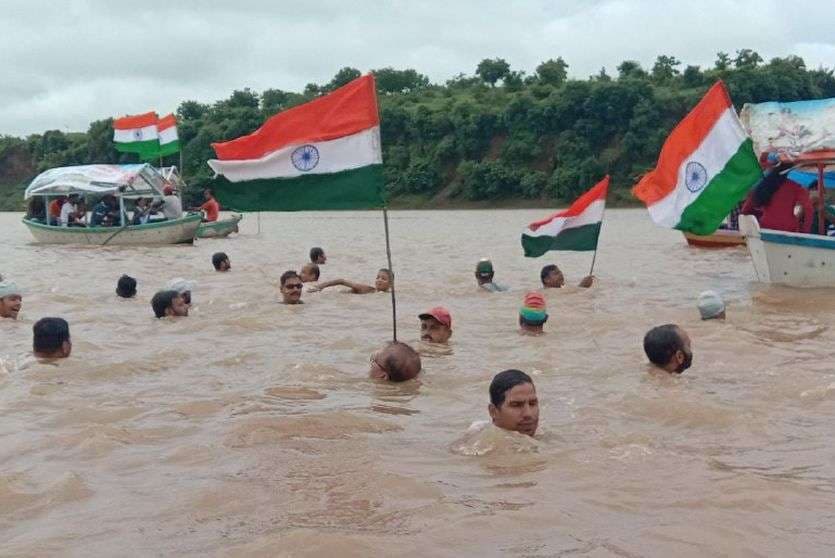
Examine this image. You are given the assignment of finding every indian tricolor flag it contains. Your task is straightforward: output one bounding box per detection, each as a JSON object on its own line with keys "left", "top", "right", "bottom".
{"left": 156, "top": 113, "right": 180, "bottom": 157}
{"left": 633, "top": 81, "right": 762, "bottom": 235}
{"left": 208, "top": 74, "right": 383, "bottom": 210}
{"left": 113, "top": 112, "right": 159, "bottom": 157}
{"left": 522, "top": 176, "right": 608, "bottom": 257}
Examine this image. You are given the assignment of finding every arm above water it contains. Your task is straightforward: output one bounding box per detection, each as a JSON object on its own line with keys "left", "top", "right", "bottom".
{"left": 578, "top": 275, "right": 594, "bottom": 288}
{"left": 309, "top": 279, "right": 374, "bottom": 294}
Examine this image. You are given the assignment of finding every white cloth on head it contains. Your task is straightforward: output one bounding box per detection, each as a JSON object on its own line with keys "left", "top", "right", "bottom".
{"left": 698, "top": 290, "right": 725, "bottom": 320}
{"left": 0, "top": 281, "right": 21, "bottom": 298}
{"left": 166, "top": 278, "right": 196, "bottom": 294}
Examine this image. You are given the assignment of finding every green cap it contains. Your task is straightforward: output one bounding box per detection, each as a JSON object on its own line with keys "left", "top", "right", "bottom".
{"left": 476, "top": 259, "right": 494, "bottom": 275}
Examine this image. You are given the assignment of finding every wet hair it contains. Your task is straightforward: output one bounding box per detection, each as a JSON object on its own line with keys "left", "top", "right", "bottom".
{"left": 379, "top": 341, "right": 422, "bottom": 382}
{"left": 643, "top": 324, "right": 685, "bottom": 367}
{"left": 490, "top": 369, "right": 534, "bottom": 407}
{"left": 33, "top": 317, "right": 70, "bottom": 353}
{"left": 302, "top": 263, "right": 320, "bottom": 281}
{"left": 519, "top": 315, "right": 548, "bottom": 327}
{"left": 540, "top": 264, "right": 559, "bottom": 284}
{"left": 310, "top": 247, "right": 325, "bottom": 262}
{"left": 151, "top": 290, "right": 180, "bottom": 319}
{"left": 752, "top": 165, "right": 789, "bottom": 207}
{"left": 280, "top": 270, "right": 301, "bottom": 287}
{"left": 212, "top": 252, "right": 229, "bottom": 270}
{"left": 378, "top": 268, "right": 393, "bottom": 280}
{"left": 116, "top": 274, "right": 137, "bottom": 298}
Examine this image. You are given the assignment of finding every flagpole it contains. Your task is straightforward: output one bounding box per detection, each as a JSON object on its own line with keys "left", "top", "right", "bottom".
{"left": 382, "top": 206, "right": 397, "bottom": 342}
{"left": 588, "top": 177, "right": 609, "bottom": 278}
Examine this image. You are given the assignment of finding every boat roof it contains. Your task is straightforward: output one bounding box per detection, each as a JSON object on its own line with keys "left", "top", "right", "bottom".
{"left": 24, "top": 164, "right": 169, "bottom": 199}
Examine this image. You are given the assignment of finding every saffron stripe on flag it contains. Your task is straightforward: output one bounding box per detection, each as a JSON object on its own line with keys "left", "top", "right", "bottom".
{"left": 113, "top": 112, "right": 158, "bottom": 130}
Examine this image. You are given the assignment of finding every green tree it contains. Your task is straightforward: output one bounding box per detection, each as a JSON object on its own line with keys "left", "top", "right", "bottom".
{"left": 714, "top": 51, "right": 731, "bottom": 71}
{"left": 734, "top": 49, "right": 763, "bottom": 69}
{"left": 682, "top": 65, "right": 703, "bottom": 88}
{"left": 373, "top": 67, "right": 430, "bottom": 94}
{"left": 476, "top": 58, "right": 511, "bottom": 87}
{"left": 535, "top": 57, "right": 569, "bottom": 86}
{"left": 327, "top": 67, "right": 362, "bottom": 91}
{"left": 651, "top": 55, "right": 681, "bottom": 82}
{"left": 617, "top": 60, "right": 648, "bottom": 80}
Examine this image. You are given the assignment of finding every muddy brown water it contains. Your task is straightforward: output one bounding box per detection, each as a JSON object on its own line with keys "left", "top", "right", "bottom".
{"left": 1, "top": 210, "right": 834, "bottom": 557}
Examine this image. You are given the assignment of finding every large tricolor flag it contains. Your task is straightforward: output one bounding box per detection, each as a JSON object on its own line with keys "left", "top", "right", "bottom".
{"left": 522, "top": 176, "right": 608, "bottom": 257}
{"left": 208, "top": 74, "right": 383, "bottom": 210}
{"left": 113, "top": 112, "right": 159, "bottom": 158}
{"left": 633, "top": 81, "right": 762, "bottom": 235}
{"left": 156, "top": 113, "right": 180, "bottom": 157}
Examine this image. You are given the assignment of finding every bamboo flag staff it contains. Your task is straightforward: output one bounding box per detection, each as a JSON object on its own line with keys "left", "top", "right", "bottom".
{"left": 382, "top": 207, "right": 397, "bottom": 341}
{"left": 520, "top": 176, "right": 610, "bottom": 274}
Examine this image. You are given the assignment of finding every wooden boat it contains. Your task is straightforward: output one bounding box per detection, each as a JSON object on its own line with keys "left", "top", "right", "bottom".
{"left": 196, "top": 213, "right": 243, "bottom": 238}
{"left": 683, "top": 229, "right": 746, "bottom": 248}
{"left": 739, "top": 150, "right": 835, "bottom": 287}
{"left": 23, "top": 214, "right": 202, "bottom": 245}
{"left": 23, "top": 164, "right": 201, "bottom": 245}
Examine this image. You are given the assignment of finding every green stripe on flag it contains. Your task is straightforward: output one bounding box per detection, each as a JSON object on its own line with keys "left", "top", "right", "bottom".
{"left": 115, "top": 140, "right": 160, "bottom": 156}
{"left": 213, "top": 164, "right": 385, "bottom": 211}
{"left": 158, "top": 140, "right": 181, "bottom": 157}
{"left": 676, "top": 138, "right": 762, "bottom": 235}
{"left": 522, "top": 222, "right": 602, "bottom": 257}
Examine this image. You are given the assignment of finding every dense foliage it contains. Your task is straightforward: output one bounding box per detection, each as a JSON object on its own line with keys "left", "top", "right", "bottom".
{"left": 2, "top": 51, "right": 834, "bottom": 210}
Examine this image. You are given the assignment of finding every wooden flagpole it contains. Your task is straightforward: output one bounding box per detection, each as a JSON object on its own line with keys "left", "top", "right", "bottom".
{"left": 588, "top": 176, "right": 610, "bottom": 277}
{"left": 382, "top": 206, "right": 397, "bottom": 341}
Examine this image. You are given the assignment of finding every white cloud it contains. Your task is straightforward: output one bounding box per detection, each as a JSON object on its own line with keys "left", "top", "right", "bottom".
{"left": 0, "top": 0, "right": 832, "bottom": 136}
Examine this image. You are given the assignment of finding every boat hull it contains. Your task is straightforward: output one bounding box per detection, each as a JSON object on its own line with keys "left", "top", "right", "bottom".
{"left": 739, "top": 215, "right": 835, "bottom": 287}
{"left": 22, "top": 214, "right": 202, "bottom": 245}
{"left": 683, "top": 230, "right": 746, "bottom": 248}
{"left": 196, "top": 214, "right": 242, "bottom": 238}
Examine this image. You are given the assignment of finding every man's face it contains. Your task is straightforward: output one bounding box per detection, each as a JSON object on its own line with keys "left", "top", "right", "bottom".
{"left": 0, "top": 295, "right": 22, "bottom": 319}
{"left": 375, "top": 271, "right": 391, "bottom": 292}
{"left": 420, "top": 317, "right": 452, "bottom": 344}
{"left": 673, "top": 328, "right": 693, "bottom": 373}
{"left": 369, "top": 349, "right": 388, "bottom": 380}
{"left": 315, "top": 253, "right": 327, "bottom": 264}
{"left": 475, "top": 272, "right": 494, "bottom": 285}
{"left": 219, "top": 259, "right": 230, "bottom": 272}
{"left": 281, "top": 277, "right": 303, "bottom": 304}
{"left": 543, "top": 269, "right": 565, "bottom": 288}
{"left": 167, "top": 295, "right": 189, "bottom": 317}
{"left": 203, "top": 190, "right": 211, "bottom": 200}
{"left": 489, "top": 382, "right": 539, "bottom": 436}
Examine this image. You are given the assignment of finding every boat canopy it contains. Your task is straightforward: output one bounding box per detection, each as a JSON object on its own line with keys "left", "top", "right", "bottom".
{"left": 24, "top": 164, "right": 168, "bottom": 199}
{"left": 741, "top": 97, "right": 835, "bottom": 157}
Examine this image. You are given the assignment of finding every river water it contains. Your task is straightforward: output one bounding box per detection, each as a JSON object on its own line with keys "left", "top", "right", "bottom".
{"left": 1, "top": 209, "right": 834, "bottom": 557}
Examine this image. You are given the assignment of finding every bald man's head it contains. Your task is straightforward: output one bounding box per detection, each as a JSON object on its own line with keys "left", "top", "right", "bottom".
{"left": 369, "top": 341, "right": 422, "bottom": 382}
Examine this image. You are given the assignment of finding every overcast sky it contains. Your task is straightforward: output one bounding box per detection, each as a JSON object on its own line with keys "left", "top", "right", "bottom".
{"left": 2, "top": 0, "right": 833, "bottom": 137}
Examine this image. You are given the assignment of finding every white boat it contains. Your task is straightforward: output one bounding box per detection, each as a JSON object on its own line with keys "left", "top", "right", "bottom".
{"left": 739, "top": 150, "right": 835, "bottom": 287}
{"left": 22, "top": 164, "right": 201, "bottom": 245}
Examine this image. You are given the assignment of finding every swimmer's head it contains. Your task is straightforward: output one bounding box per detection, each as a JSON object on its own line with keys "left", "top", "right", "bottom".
{"left": 280, "top": 270, "right": 303, "bottom": 304}
{"left": 310, "top": 247, "right": 326, "bottom": 264}
{"left": 540, "top": 264, "right": 564, "bottom": 288}
{"left": 488, "top": 369, "right": 539, "bottom": 436}
{"left": 375, "top": 269, "right": 392, "bottom": 292}
{"left": 212, "top": 252, "right": 231, "bottom": 272}
{"left": 369, "top": 341, "right": 422, "bottom": 382}
{"left": 300, "top": 263, "right": 320, "bottom": 283}
{"left": 643, "top": 324, "right": 692, "bottom": 374}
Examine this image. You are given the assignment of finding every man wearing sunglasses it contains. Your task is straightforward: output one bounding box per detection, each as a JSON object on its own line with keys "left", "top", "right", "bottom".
{"left": 280, "top": 270, "right": 304, "bottom": 304}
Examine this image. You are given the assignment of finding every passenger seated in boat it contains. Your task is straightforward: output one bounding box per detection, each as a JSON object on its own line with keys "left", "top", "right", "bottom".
{"left": 195, "top": 188, "right": 220, "bottom": 222}
{"left": 369, "top": 341, "right": 422, "bottom": 382}
{"left": 157, "top": 185, "right": 183, "bottom": 220}
{"left": 26, "top": 197, "right": 46, "bottom": 223}
{"left": 212, "top": 252, "right": 231, "bottom": 272}
{"left": 33, "top": 317, "right": 72, "bottom": 359}
{"left": 643, "top": 324, "right": 693, "bottom": 374}
{"left": 59, "top": 194, "right": 84, "bottom": 227}
{"left": 308, "top": 268, "right": 392, "bottom": 294}
{"left": 540, "top": 264, "right": 593, "bottom": 288}
{"left": 299, "top": 263, "right": 320, "bottom": 283}
{"left": 741, "top": 162, "right": 812, "bottom": 233}
{"left": 809, "top": 182, "right": 835, "bottom": 235}
{"left": 47, "top": 196, "right": 66, "bottom": 225}
{"left": 71, "top": 199, "right": 88, "bottom": 227}
{"left": 151, "top": 290, "right": 189, "bottom": 318}
{"left": 91, "top": 195, "right": 121, "bottom": 227}
{"left": 309, "top": 247, "right": 327, "bottom": 264}
{"left": 131, "top": 198, "right": 153, "bottom": 225}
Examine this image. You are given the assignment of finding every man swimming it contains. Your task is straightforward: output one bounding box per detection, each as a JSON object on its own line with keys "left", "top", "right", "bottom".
{"left": 698, "top": 290, "right": 725, "bottom": 320}
{"left": 310, "top": 247, "right": 327, "bottom": 265}
{"left": 643, "top": 324, "right": 693, "bottom": 374}
{"left": 369, "top": 341, "right": 422, "bottom": 382}
{"left": 33, "top": 317, "right": 72, "bottom": 359}
{"left": 475, "top": 259, "right": 508, "bottom": 292}
{"left": 540, "top": 264, "right": 593, "bottom": 288}
{"left": 151, "top": 290, "right": 189, "bottom": 318}
{"left": 488, "top": 369, "right": 539, "bottom": 437}
{"left": 166, "top": 278, "right": 196, "bottom": 307}
{"left": 519, "top": 291, "right": 548, "bottom": 334}
{"left": 309, "top": 268, "right": 392, "bottom": 294}
{"left": 418, "top": 306, "right": 452, "bottom": 344}
{"left": 0, "top": 281, "right": 23, "bottom": 319}
{"left": 279, "top": 270, "right": 304, "bottom": 304}
{"left": 300, "top": 263, "right": 320, "bottom": 283}
{"left": 212, "top": 252, "right": 231, "bottom": 272}
{"left": 116, "top": 275, "right": 137, "bottom": 298}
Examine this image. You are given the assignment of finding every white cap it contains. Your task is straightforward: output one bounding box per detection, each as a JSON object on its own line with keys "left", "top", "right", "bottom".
{"left": 698, "top": 290, "right": 725, "bottom": 320}
{"left": 166, "top": 278, "right": 196, "bottom": 294}
{"left": 0, "top": 281, "right": 22, "bottom": 298}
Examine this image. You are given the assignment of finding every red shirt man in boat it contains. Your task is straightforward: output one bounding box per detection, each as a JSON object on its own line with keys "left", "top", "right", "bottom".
{"left": 741, "top": 157, "right": 813, "bottom": 233}
{"left": 198, "top": 188, "right": 220, "bottom": 222}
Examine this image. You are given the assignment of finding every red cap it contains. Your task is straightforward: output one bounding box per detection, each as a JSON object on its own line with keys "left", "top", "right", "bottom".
{"left": 163, "top": 185, "right": 174, "bottom": 195}
{"left": 523, "top": 291, "right": 546, "bottom": 310}
{"left": 418, "top": 306, "right": 452, "bottom": 328}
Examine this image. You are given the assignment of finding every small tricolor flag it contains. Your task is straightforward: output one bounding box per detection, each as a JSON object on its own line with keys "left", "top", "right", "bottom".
{"left": 112, "top": 112, "right": 180, "bottom": 160}
{"left": 522, "top": 176, "right": 608, "bottom": 257}
{"left": 208, "top": 74, "right": 383, "bottom": 211}
{"left": 632, "top": 81, "right": 762, "bottom": 235}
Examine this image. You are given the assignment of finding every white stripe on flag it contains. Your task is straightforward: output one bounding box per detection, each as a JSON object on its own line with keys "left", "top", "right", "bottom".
{"left": 114, "top": 125, "right": 158, "bottom": 143}
{"left": 648, "top": 107, "right": 747, "bottom": 227}
{"left": 524, "top": 199, "right": 605, "bottom": 237}
{"left": 208, "top": 126, "right": 382, "bottom": 182}
{"left": 159, "top": 125, "right": 178, "bottom": 145}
